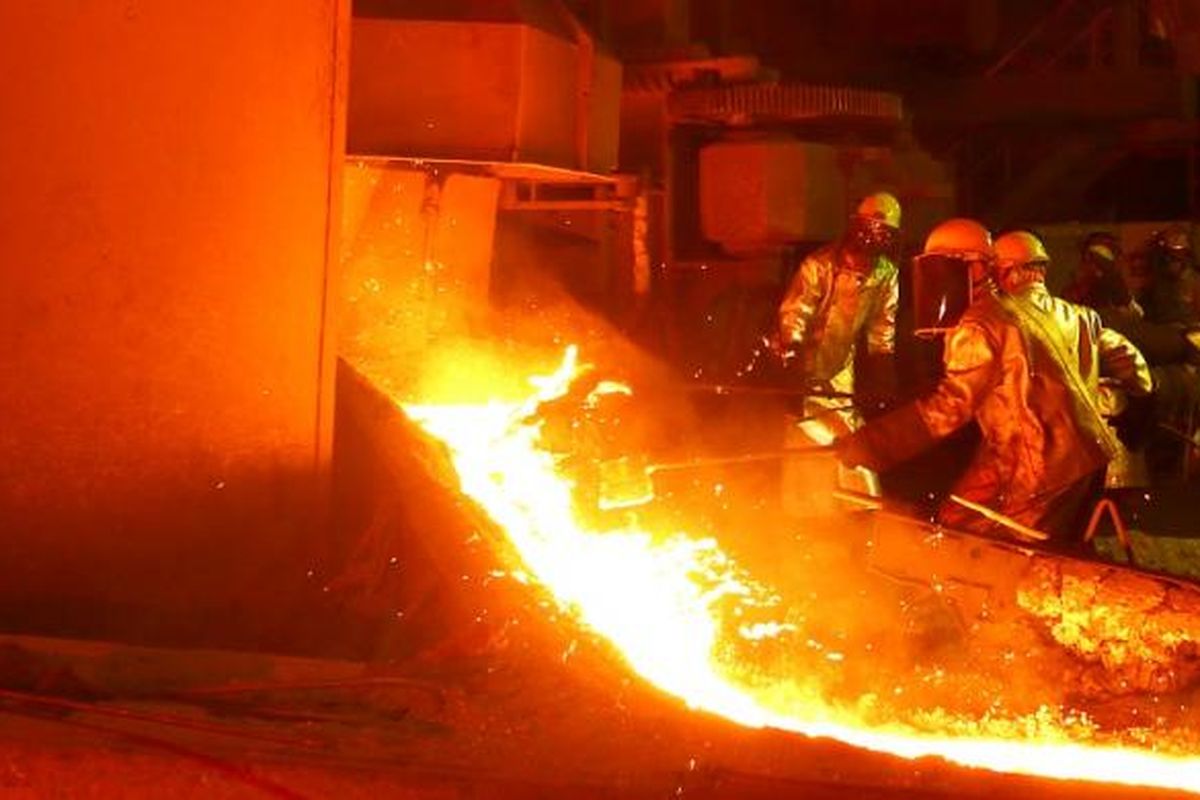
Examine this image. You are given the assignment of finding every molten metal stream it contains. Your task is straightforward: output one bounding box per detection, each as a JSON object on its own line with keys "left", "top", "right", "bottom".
{"left": 405, "top": 347, "right": 1200, "bottom": 795}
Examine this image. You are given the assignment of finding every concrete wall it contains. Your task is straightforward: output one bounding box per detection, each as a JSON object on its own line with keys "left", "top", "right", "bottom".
{"left": 0, "top": 2, "right": 348, "bottom": 646}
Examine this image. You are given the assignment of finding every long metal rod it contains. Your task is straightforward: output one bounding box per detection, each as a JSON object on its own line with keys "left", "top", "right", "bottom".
{"left": 948, "top": 494, "right": 1050, "bottom": 542}
{"left": 831, "top": 489, "right": 883, "bottom": 510}
{"left": 650, "top": 445, "right": 830, "bottom": 473}
{"left": 685, "top": 383, "right": 855, "bottom": 399}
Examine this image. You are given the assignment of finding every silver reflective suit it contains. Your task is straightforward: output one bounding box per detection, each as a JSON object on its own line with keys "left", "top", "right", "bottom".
{"left": 778, "top": 243, "right": 898, "bottom": 515}
{"left": 843, "top": 281, "right": 1153, "bottom": 541}
{"left": 778, "top": 243, "right": 899, "bottom": 439}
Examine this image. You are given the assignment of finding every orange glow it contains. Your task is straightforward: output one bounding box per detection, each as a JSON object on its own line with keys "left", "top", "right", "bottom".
{"left": 404, "top": 346, "right": 1200, "bottom": 795}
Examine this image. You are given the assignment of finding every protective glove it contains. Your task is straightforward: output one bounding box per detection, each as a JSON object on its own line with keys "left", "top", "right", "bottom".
{"left": 835, "top": 403, "right": 935, "bottom": 474}
{"left": 836, "top": 428, "right": 881, "bottom": 473}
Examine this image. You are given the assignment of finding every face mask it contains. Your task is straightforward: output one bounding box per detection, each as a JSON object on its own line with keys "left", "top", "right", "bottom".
{"left": 912, "top": 252, "right": 993, "bottom": 335}
{"left": 847, "top": 216, "right": 898, "bottom": 258}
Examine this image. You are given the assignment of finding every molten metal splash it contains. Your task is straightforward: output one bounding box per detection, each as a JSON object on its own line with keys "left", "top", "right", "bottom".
{"left": 405, "top": 347, "right": 1200, "bottom": 794}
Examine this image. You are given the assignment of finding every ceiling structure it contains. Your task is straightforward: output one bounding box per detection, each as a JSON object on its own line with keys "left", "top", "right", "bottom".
{"left": 568, "top": 0, "right": 1200, "bottom": 226}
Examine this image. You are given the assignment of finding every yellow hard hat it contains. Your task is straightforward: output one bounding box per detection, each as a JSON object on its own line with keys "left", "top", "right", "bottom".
{"left": 1085, "top": 242, "right": 1116, "bottom": 262}
{"left": 993, "top": 230, "right": 1050, "bottom": 268}
{"left": 854, "top": 191, "right": 901, "bottom": 230}
{"left": 923, "top": 218, "right": 992, "bottom": 258}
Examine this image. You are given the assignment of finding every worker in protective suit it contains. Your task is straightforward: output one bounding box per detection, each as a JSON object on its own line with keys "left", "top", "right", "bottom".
{"left": 1141, "top": 226, "right": 1200, "bottom": 325}
{"left": 777, "top": 192, "right": 901, "bottom": 513}
{"left": 1062, "top": 232, "right": 1200, "bottom": 480}
{"left": 1063, "top": 232, "right": 1133, "bottom": 312}
{"left": 778, "top": 191, "right": 901, "bottom": 425}
{"left": 839, "top": 223, "right": 1153, "bottom": 546}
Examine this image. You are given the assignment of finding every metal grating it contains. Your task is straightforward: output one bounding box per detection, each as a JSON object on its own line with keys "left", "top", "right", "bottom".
{"left": 669, "top": 82, "right": 903, "bottom": 125}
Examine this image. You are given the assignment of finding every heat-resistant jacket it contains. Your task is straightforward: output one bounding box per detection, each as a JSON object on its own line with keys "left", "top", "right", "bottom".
{"left": 842, "top": 283, "right": 1153, "bottom": 537}
{"left": 778, "top": 243, "right": 899, "bottom": 396}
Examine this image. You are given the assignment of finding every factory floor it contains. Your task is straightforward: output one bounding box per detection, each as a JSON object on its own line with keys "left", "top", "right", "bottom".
{"left": 0, "top": 631, "right": 1186, "bottom": 800}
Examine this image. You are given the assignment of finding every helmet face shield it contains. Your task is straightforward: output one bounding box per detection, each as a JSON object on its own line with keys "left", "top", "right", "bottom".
{"left": 912, "top": 252, "right": 990, "bottom": 336}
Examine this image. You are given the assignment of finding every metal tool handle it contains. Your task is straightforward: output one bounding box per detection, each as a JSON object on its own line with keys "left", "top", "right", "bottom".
{"left": 831, "top": 489, "right": 883, "bottom": 510}
{"left": 684, "top": 383, "right": 855, "bottom": 400}
{"left": 948, "top": 494, "right": 1049, "bottom": 542}
{"left": 649, "top": 446, "right": 832, "bottom": 473}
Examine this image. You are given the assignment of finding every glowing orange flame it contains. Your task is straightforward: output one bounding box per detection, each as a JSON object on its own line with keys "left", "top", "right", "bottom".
{"left": 405, "top": 346, "right": 1200, "bottom": 795}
